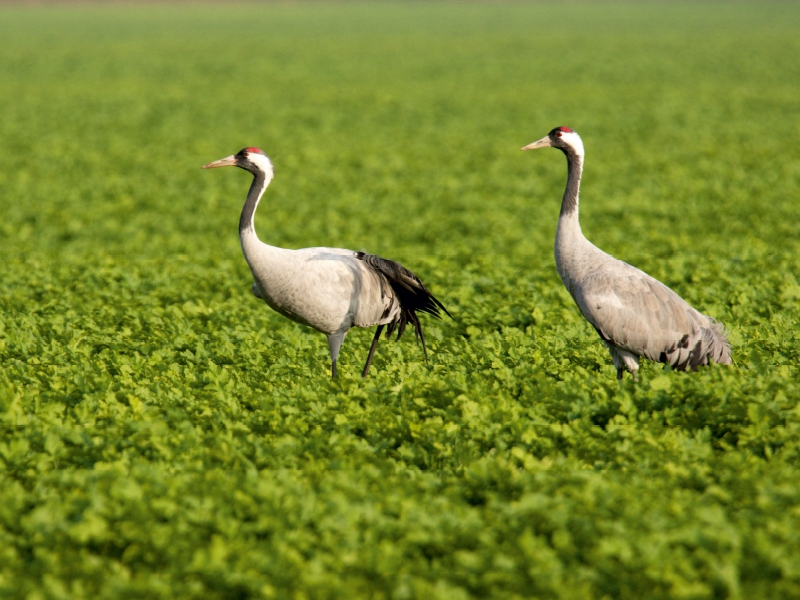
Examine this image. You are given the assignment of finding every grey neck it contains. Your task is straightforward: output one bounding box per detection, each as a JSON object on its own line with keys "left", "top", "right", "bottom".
{"left": 239, "top": 173, "right": 268, "bottom": 237}
{"left": 560, "top": 149, "right": 583, "bottom": 218}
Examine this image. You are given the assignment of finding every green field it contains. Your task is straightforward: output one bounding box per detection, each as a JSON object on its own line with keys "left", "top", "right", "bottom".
{"left": 2, "top": 1, "right": 800, "bottom": 598}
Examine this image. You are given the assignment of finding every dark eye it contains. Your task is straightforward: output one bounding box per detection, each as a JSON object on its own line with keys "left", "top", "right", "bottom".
{"left": 243, "top": 151, "right": 250, "bottom": 158}
{"left": 556, "top": 132, "right": 563, "bottom": 138}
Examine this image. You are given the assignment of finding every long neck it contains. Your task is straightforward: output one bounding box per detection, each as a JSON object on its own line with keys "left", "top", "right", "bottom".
{"left": 560, "top": 149, "right": 583, "bottom": 219}
{"left": 239, "top": 172, "right": 271, "bottom": 252}
{"left": 554, "top": 148, "right": 589, "bottom": 285}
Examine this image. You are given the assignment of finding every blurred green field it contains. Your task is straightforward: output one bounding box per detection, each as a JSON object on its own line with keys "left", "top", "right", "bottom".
{"left": 1, "top": 1, "right": 800, "bottom": 598}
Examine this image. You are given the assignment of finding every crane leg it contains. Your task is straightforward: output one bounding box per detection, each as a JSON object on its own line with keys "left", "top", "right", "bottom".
{"left": 362, "top": 325, "right": 385, "bottom": 378}
{"left": 617, "top": 367, "right": 639, "bottom": 382}
{"left": 327, "top": 331, "right": 347, "bottom": 379}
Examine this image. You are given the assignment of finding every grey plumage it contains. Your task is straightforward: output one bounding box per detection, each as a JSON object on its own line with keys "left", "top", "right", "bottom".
{"left": 522, "top": 127, "right": 731, "bottom": 380}
{"left": 203, "top": 147, "right": 448, "bottom": 378}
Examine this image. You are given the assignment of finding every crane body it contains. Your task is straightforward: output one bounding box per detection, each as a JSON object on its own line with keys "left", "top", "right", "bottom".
{"left": 523, "top": 127, "right": 731, "bottom": 380}
{"left": 204, "top": 148, "right": 448, "bottom": 378}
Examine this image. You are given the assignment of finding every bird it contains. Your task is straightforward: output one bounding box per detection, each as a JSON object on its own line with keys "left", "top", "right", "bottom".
{"left": 522, "top": 127, "right": 731, "bottom": 381}
{"left": 202, "top": 147, "right": 449, "bottom": 378}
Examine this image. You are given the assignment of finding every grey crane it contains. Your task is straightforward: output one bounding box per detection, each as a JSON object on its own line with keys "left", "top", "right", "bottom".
{"left": 522, "top": 127, "right": 731, "bottom": 380}
{"left": 203, "top": 147, "right": 449, "bottom": 378}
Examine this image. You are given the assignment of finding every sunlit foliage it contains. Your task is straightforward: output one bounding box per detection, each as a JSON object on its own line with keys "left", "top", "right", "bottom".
{"left": 1, "top": 2, "right": 799, "bottom": 598}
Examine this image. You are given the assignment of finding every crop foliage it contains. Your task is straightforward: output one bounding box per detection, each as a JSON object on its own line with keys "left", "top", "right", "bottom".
{"left": 1, "top": 2, "right": 800, "bottom": 599}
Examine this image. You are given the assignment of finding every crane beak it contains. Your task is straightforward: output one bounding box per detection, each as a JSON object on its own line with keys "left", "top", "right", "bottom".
{"left": 202, "top": 155, "right": 237, "bottom": 169}
{"left": 521, "top": 136, "right": 552, "bottom": 151}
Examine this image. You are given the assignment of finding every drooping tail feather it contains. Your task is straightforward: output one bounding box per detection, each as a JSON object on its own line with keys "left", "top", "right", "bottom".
{"left": 702, "top": 320, "right": 732, "bottom": 366}
{"left": 672, "top": 320, "right": 731, "bottom": 370}
{"left": 355, "top": 251, "right": 451, "bottom": 363}
{"left": 660, "top": 318, "right": 731, "bottom": 371}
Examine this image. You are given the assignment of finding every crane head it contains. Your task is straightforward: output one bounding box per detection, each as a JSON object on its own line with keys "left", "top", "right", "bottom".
{"left": 202, "top": 147, "right": 274, "bottom": 176}
{"left": 521, "top": 127, "right": 583, "bottom": 156}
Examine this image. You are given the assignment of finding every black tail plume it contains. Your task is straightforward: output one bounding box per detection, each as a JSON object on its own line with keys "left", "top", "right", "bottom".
{"left": 355, "top": 251, "right": 450, "bottom": 364}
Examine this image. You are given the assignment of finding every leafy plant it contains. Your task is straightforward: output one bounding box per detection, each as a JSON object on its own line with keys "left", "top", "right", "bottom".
{"left": 1, "top": 2, "right": 799, "bottom": 598}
